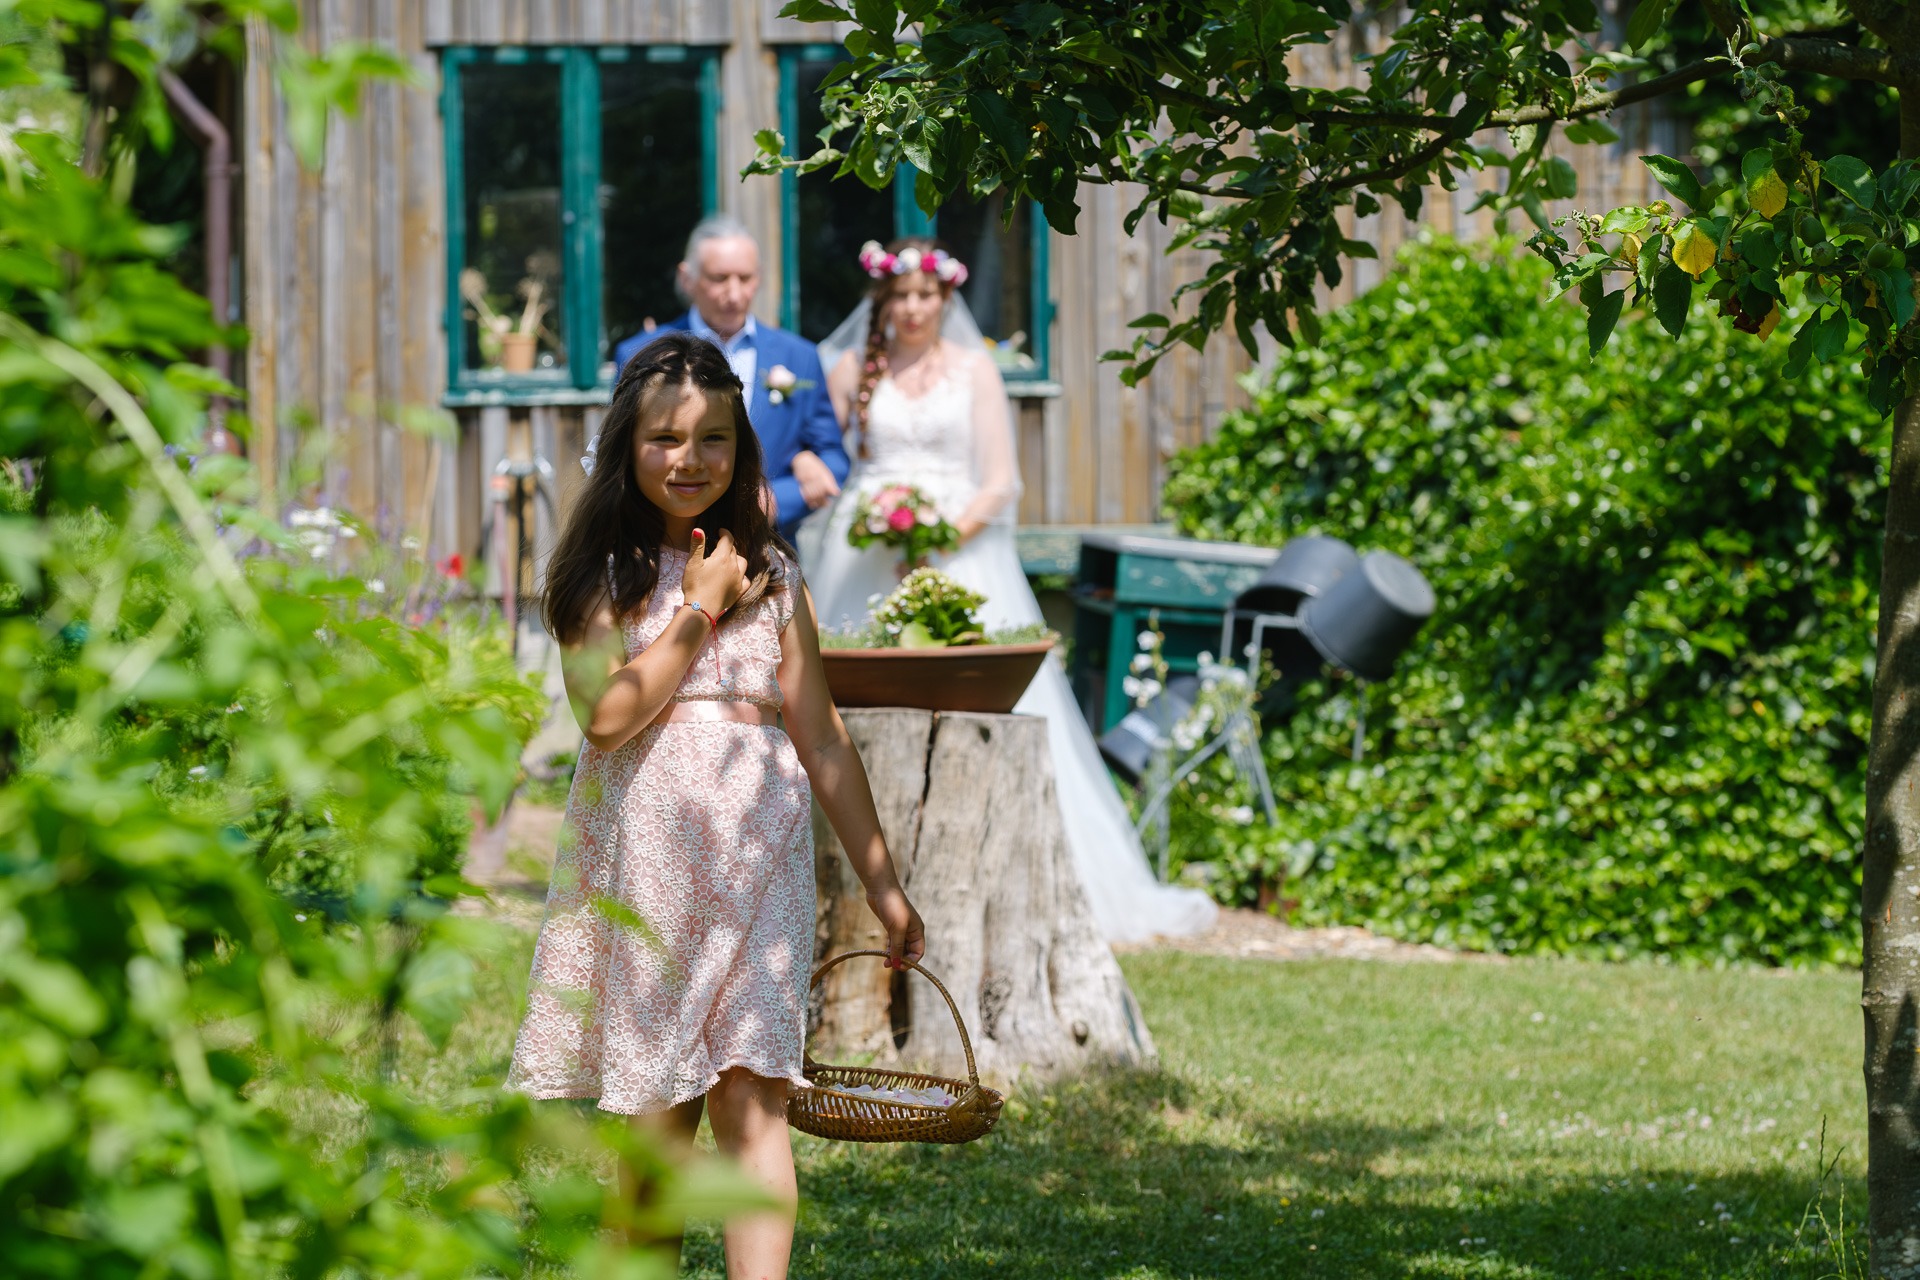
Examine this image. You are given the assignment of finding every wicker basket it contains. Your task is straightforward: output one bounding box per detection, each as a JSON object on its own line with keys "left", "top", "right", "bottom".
{"left": 788, "top": 950, "right": 1005, "bottom": 1145}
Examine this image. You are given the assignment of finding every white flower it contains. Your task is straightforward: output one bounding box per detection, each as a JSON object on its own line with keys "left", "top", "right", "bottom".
{"left": 366, "top": 578, "right": 385, "bottom": 594}
{"left": 1130, "top": 653, "right": 1152, "bottom": 674}
{"left": 1137, "top": 630, "right": 1158, "bottom": 651}
{"left": 896, "top": 246, "right": 924, "bottom": 273}
{"left": 188, "top": 765, "right": 208, "bottom": 779}
{"left": 1228, "top": 805, "right": 1255, "bottom": 825}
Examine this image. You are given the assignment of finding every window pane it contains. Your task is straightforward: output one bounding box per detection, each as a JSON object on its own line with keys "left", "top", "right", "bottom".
{"left": 938, "top": 191, "right": 1037, "bottom": 375}
{"left": 600, "top": 58, "right": 705, "bottom": 365}
{"left": 794, "top": 59, "right": 892, "bottom": 342}
{"left": 460, "top": 62, "right": 567, "bottom": 378}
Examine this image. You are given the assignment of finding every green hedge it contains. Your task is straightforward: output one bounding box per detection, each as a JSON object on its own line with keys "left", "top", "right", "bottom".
{"left": 1162, "top": 237, "right": 1881, "bottom": 965}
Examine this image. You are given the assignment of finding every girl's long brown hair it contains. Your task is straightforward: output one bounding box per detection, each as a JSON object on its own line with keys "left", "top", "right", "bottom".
{"left": 854, "top": 236, "right": 957, "bottom": 457}
{"left": 542, "top": 331, "right": 786, "bottom": 645}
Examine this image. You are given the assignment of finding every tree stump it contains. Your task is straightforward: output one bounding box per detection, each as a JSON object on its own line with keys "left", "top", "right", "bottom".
{"left": 811, "top": 709, "right": 1156, "bottom": 1084}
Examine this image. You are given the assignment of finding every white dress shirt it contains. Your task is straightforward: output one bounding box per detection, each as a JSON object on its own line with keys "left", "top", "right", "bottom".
{"left": 688, "top": 310, "right": 758, "bottom": 401}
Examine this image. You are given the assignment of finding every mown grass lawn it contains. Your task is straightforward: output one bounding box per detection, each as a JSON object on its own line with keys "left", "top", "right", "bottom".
{"left": 380, "top": 923, "right": 1865, "bottom": 1279}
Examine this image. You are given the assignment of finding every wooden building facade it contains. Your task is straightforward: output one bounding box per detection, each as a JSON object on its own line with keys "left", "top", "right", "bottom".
{"left": 236, "top": 1, "right": 1684, "bottom": 566}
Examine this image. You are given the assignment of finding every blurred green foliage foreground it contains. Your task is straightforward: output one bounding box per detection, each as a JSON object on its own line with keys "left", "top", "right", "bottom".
{"left": 1164, "top": 238, "right": 1879, "bottom": 965}
{"left": 0, "top": 6, "right": 757, "bottom": 1276}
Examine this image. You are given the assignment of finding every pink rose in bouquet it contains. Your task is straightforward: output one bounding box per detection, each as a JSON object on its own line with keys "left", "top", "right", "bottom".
{"left": 847, "top": 482, "right": 959, "bottom": 571}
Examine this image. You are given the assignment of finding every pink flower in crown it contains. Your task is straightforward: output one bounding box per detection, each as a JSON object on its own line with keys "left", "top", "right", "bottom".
{"left": 887, "top": 507, "right": 917, "bottom": 533}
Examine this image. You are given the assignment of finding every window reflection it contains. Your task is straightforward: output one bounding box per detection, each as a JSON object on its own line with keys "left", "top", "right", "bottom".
{"left": 459, "top": 61, "right": 566, "bottom": 378}
{"left": 793, "top": 58, "right": 892, "bottom": 342}
{"left": 601, "top": 58, "right": 705, "bottom": 367}
{"left": 938, "top": 191, "right": 1036, "bottom": 374}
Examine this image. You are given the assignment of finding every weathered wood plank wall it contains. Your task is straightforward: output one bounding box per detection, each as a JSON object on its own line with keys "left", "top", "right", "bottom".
{"left": 242, "top": 0, "right": 1679, "bottom": 554}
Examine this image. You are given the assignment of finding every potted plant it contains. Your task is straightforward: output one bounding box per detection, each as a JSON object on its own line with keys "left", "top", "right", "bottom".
{"left": 460, "top": 262, "right": 552, "bottom": 374}
{"left": 819, "top": 568, "right": 1057, "bottom": 713}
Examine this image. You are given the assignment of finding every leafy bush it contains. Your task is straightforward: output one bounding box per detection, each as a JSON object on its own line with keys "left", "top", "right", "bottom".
{"left": 1, "top": 9, "right": 756, "bottom": 1276}
{"left": 1161, "top": 236, "right": 1881, "bottom": 965}
{"left": 28, "top": 514, "right": 546, "bottom": 910}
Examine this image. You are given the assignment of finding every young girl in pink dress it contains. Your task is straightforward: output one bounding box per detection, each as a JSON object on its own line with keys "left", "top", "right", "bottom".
{"left": 506, "top": 331, "right": 925, "bottom": 1277}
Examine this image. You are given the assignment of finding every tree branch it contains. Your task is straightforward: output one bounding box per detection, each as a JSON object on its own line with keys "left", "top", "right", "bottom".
{"left": 1327, "top": 130, "right": 1459, "bottom": 193}
{"left": 1491, "top": 58, "right": 1732, "bottom": 125}
{"left": 1755, "top": 35, "right": 1908, "bottom": 86}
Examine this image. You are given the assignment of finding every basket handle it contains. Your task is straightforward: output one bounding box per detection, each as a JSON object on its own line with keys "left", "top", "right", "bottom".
{"left": 807, "top": 949, "right": 980, "bottom": 1089}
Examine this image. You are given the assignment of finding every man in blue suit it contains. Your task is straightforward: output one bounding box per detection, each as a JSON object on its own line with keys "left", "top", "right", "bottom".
{"left": 614, "top": 216, "right": 848, "bottom": 545}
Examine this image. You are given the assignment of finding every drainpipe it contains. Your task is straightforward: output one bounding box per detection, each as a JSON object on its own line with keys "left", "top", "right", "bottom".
{"left": 158, "top": 68, "right": 237, "bottom": 456}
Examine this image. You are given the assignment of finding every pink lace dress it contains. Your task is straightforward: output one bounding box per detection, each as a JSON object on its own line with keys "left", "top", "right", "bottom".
{"left": 506, "top": 549, "right": 814, "bottom": 1114}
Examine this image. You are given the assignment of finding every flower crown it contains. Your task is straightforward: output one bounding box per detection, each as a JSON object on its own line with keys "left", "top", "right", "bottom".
{"left": 858, "top": 240, "right": 969, "bottom": 286}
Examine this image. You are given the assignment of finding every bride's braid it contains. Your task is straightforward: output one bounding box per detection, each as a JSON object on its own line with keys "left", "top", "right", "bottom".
{"left": 853, "top": 300, "right": 891, "bottom": 459}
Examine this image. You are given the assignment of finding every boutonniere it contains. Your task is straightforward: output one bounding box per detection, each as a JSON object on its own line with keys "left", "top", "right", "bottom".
{"left": 762, "top": 363, "right": 815, "bottom": 406}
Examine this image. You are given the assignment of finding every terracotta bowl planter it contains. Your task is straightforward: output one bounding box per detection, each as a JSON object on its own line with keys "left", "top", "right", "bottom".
{"left": 822, "top": 640, "right": 1055, "bottom": 714}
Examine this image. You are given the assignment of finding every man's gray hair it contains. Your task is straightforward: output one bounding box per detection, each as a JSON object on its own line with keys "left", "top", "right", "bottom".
{"left": 682, "top": 214, "right": 757, "bottom": 272}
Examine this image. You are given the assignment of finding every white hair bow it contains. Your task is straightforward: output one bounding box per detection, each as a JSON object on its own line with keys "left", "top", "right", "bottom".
{"left": 580, "top": 439, "right": 596, "bottom": 477}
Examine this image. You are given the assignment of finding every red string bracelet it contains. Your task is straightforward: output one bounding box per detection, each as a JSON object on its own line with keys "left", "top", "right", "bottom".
{"left": 684, "top": 603, "right": 722, "bottom": 680}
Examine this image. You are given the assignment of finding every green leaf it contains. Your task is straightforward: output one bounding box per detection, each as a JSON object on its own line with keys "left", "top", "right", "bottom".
{"left": 1875, "top": 268, "right": 1918, "bottom": 330}
{"left": 780, "top": 0, "right": 852, "bottom": 17}
{"left": 99, "top": 1182, "right": 194, "bottom": 1257}
{"left": 4, "top": 955, "right": 108, "bottom": 1035}
{"left": 1641, "top": 155, "right": 1704, "bottom": 210}
{"left": 1543, "top": 157, "right": 1578, "bottom": 200}
{"left": 1564, "top": 120, "right": 1621, "bottom": 145}
{"left": 1600, "top": 208, "right": 1649, "bottom": 236}
{"left": 1652, "top": 260, "right": 1692, "bottom": 336}
{"left": 0, "top": 1095, "right": 73, "bottom": 1181}
{"left": 1128, "top": 313, "right": 1172, "bottom": 329}
{"left": 970, "top": 92, "right": 1025, "bottom": 161}
{"left": 1810, "top": 309, "right": 1849, "bottom": 362}
{"left": 1823, "top": 155, "right": 1875, "bottom": 209}
{"left": 1584, "top": 283, "right": 1625, "bottom": 356}
{"left": 1624, "top": 0, "right": 1671, "bottom": 49}
{"left": 1168, "top": 189, "right": 1205, "bottom": 220}
{"left": 754, "top": 128, "right": 785, "bottom": 157}
{"left": 913, "top": 167, "right": 941, "bottom": 216}
{"left": 401, "top": 942, "right": 476, "bottom": 1050}
{"left": 851, "top": 0, "right": 898, "bottom": 50}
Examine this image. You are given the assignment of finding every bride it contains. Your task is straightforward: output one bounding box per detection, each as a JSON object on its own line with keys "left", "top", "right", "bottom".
{"left": 800, "top": 237, "right": 1216, "bottom": 944}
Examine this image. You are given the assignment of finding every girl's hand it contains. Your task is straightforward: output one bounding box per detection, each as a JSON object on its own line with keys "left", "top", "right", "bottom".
{"left": 865, "top": 883, "right": 926, "bottom": 969}
{"left": 681, "top": 528, "right": 749, "bottom": 614}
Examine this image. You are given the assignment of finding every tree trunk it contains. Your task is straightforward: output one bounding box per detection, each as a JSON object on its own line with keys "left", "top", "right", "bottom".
{"left": 1865, "top": 65, "right": 1920, "bottom": 1279}
{"left": 811, "top": 708, "right": 1156, "bottom": 1084}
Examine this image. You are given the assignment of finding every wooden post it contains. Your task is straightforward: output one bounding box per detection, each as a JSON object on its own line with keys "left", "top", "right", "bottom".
{"left": 812, "top": 709, "right": 1156, "bottom": 1084}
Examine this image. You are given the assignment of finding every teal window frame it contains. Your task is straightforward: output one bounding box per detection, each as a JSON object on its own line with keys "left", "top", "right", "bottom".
{"left": 442, "top": 45, "right": 721, "bottom": 395}
{"left": 775, "top": 45, "right": 1052, "bottom": 382}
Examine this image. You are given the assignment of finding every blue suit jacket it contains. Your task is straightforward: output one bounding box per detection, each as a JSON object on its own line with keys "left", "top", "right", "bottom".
{"left": 614, "top": 314, "right": 850, "bottom": 542}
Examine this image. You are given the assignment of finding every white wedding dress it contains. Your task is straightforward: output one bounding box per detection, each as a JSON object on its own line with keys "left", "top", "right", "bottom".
{"left": 802, "top": 344, "right": 1217, "bottom": 943}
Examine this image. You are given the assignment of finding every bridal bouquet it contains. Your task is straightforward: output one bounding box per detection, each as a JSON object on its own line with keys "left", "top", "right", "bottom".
{"left": 846, "top": 483, "right": 960, "bottom": 569}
